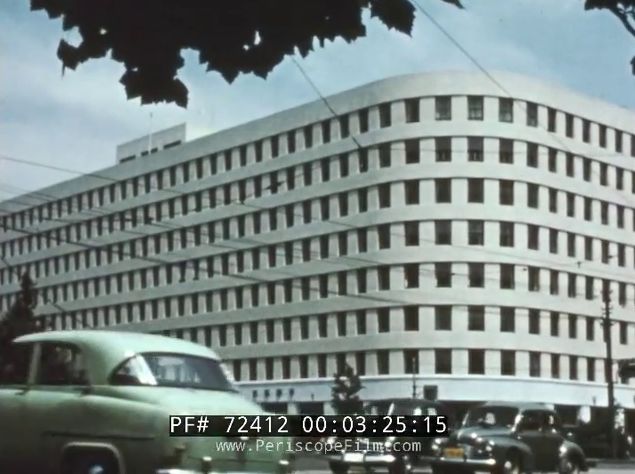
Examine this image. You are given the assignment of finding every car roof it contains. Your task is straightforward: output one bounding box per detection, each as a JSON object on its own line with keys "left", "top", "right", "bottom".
{"left": 14, "top": 330, "right": 220, "bottom": 384}
{"left": 477, "top": 401, "right": 554, "bottom": 412}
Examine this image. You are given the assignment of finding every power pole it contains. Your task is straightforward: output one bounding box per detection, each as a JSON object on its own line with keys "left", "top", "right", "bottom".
{"left": 602, "top": 287, "right": 617, "bottom": 459}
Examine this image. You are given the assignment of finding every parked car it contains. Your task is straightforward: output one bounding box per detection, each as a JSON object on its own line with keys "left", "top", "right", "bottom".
{"left": 0, "top": 330, "right": 294, "bottom": 474}
{"left": 430, "top": 401, "right": 589, "bottom": 474}
{"left": 325, "top": 398, "right": 455, "bottom": 474}
{"left": 564, "top": 421, "right": 633, "bottom": 459}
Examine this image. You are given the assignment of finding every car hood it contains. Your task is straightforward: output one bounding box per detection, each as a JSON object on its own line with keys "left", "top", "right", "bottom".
{"left": 111, "top": 386, "right": 264, "bottom": 415}
{"left": 450, "top": 426, "right": 512, "bottom": 443}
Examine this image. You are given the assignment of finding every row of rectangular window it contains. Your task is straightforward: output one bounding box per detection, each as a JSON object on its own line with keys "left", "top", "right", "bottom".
{"left": 4, "top": 134, "right": 635, "bottom": 261}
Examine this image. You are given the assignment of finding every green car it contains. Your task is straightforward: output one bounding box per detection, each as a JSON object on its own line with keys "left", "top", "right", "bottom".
{"left": 430, "top": 402, "right": 588, "bottom": 474}
{"left": 0, "top": 330, "right": 294, "bottom": 474}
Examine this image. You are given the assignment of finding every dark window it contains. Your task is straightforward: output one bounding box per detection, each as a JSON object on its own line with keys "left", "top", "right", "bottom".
{"left": 405, "top": 180, "right": 419, "bottom": 205}
{"left": 356, "top": 311, "right": 367, "bottom": 335}
{"left": 527, "top": 142, "right": 538, "bottom": 168}
{"left": 529, "top": 352, "right": 541, "bottom": 377}
{"left": 548, "top": 148, "right": 557, "bottom": 172}
{"left": 527, "top": 183, "right": 539, "bottom": 209}
{"left": 435, "top": 306, "right": 452, "bottom": 331}
{"left": 500, "top": 222, "right": 514, "bottom": 247}
{"left": 499, "top": 98, "right": 513, "bottom": 122}
{"left": 468, "top": 96, "right": 484, "bottom": 120}
{"left": 548, "top": 107, "right": 557, "bottom": 132}
{"left": 435, "top": 349, "right": 452, "bottom": 374}
{"left": 435, "top": 96, "right": 452, "bottom": 120}
{"left": 582, "top": 120, "right": 590, "bottom": 143}
{"left": 379, "top": 143, "right": 391, "bottom": 168}
{"left": 436, "top": 179, "right": 452, "bottom": 203}
{"left": 501, "top": 351, "right": 516, "bottom": 376}
{"left": 468, "top": 349, "right": 485, "bottom": 374}
{"left": 405, "top": 222, "right": 419, "bottom": 246}
{"left": 435, "top": 220, "right": 452, "bottom": 245}
{"left": 526, "top": 102, "right": 538, "bottom": 126}
{"left": 379, "top": 103, "right": 391, "bottom": 128}
{"left": 468, "top": 306, "right": 485, "bottom": 331}
{"left": 500, "top": 264, "right": 515, "bottom": 289}
{"left": 435, "top": 137, "right": 451, "bottom": 162}
{"left": 566, "top": 114, "right": 574, "bottom": 138}
{"left": 500, "top": 307, "right": 515, "bottom": 332}
{"left": 468, "top": 137, "right": 484, "bottom": 162}
{"left": 405, "top": 98, "right": 420, "bottom": 123}
{"left": 550, "top": 311, "right": 560, "bottom": 337}
{"left": 551, "top": 354, "right": 560, "bottom": 379}
{"left": 529, "top": 309, "right": 540, "bottom": 334}
{"left": 404, "top": 350, "right": 419, "bottom": 374}
{"left": 499, "top": 139, "right": 514, "bottom": 164}
{"left": 359, "top": 109, "right": 369, "bottom": 133}
{"left": 404, "top": 263, "right": 419, "bottom": 288}
{"left": 378, "top": 266, "right": 390, "bottom": 290}
{"left": 467, "top": 178, "right": 484, "bottom": 203}
{"left": 378, "top": 184, "right": 391, "bottom": 209}
{"left": 499, "top": 180, "right": 514, "bottom": 205}
{"left": 568, "top": 314, "right": 577, "bottom": 339}
{"left": 378, "top": 308, "right": 390, "bottom": 333}
{"left": 406, "top": 139, "right": 420, "bottom": 164}
{"left": 377, "top": 351, "right": 390, "bottom": 375}
{"left": 468, "top": 220, "right": 484, "bottom": 245}
{"left": 435, "top": 262, "right": 452, "bottom": 287}
{"left": 404, "top": 306, "right": 419, "bottom": 331}
{"left": 468, "top": 263, "right": 484, "bottom": 288}
{"left": 586, "top": 317, "right": 595, "bottom": 341}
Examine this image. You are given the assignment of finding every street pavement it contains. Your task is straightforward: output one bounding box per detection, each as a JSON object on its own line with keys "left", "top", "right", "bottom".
{"left": 294, "top": 454, "right": 635, "bottom": 473}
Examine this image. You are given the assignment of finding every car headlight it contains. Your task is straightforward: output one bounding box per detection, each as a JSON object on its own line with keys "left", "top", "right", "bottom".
{"left": 431, "top": 437, "right": 445, "bottom": 454}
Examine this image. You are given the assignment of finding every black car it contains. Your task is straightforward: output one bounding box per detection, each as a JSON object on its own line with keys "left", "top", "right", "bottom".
{"left": 431, "top": 402, "right": 589, "bottom": 474}
{"left": 325, "top": 398, "right": 454, "bottom": 474}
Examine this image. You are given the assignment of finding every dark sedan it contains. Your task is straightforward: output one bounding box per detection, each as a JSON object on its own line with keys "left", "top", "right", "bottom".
{"left": 431, "top": 402, "right": 588, "bottom": 474}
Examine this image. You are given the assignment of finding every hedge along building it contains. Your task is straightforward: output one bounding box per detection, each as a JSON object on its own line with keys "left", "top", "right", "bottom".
{"left": 1, "top": 72, "right": 635, "bottom": 419}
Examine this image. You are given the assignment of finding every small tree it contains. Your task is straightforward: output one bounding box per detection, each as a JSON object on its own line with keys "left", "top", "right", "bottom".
{"left": 0, "top": 273, "right": 44, "bottom": 367}
{"left": 331, "top": 363, "right": 363, "bottom": 415}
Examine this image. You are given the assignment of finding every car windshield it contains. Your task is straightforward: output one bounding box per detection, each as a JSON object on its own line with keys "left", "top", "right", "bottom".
{"left": 463, "top": 406, "right": 519, "bottom": 428}
{"left": 365, "top": 401, "right": 440, "bottom": 416}
{"left": 109, "top": 352, "right": 236, "bottom": 392}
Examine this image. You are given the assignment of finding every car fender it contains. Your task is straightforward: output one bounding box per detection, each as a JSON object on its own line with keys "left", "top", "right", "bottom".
{"left": 489, "top": 437, "right": 535, "bottom": 472}
{"left": 560, "top": 440, "right": 588, "bottom": 471}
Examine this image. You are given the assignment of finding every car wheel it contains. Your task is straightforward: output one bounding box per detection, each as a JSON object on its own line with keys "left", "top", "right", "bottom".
{"left": 329, "top": 461, "right": 349, "bottom": 474}
{"left": 494, "top": 452, "right": 521, "bottom": 474}
{"left": 558, "top": 456, "right": 581, "bottom": 474}
{"left": 62, "top": 450, "right": 119, "bottom": 474}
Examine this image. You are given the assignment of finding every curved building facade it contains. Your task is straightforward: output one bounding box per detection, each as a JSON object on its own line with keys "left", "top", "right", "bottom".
{"left": 2, "top": 72, "right": 635, "bottom": 418}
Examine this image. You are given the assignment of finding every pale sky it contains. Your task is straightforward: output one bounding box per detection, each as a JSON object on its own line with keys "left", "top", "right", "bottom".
{"left": 1, "top": 0, "right": 635, "bottom": 201}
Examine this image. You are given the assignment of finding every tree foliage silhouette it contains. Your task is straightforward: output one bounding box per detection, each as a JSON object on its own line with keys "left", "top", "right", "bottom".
{"left": 331, "top": 364, "right": 364, "bottom": 415}
{"left": 0, "top": 273, "right": 45, "bottom": 375}
{"left": 29, "top": 0, "right": 462, "bottom": 107}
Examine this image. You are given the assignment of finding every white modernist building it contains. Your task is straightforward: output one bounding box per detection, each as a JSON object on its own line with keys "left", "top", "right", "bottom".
{"left": 2, "top": 72, "right": 635, "bottom": 419}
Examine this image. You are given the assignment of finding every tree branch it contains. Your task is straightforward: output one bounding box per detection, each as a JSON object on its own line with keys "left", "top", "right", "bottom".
{"left": 610, "top": 5, "right": 635, "bottom": 38}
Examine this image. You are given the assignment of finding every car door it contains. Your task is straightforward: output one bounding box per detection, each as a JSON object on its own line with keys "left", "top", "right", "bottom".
{"left": 0, "top": 342, "right": 35, "bottom": 471}
{"left": 541, "top": 411, "right": 565, "bottom": 470}
{"left": 515, "top": 410, "right": 547, "bottom": 471}
{"left": 22, "top": 341, "right": 91, "bottom": 472}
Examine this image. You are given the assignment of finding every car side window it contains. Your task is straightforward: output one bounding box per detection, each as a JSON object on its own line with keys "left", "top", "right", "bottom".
{"left": 37, "top": 343, "right": 88, "bottom": 386}
{"left": 0, "top": 343, "right": 32, "bottom": 386}
{"left": 544, "top": 412, "right": 561, "bottom": 432}
{"left": 517, "top": 410, "right": 542, "bottom": 432}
